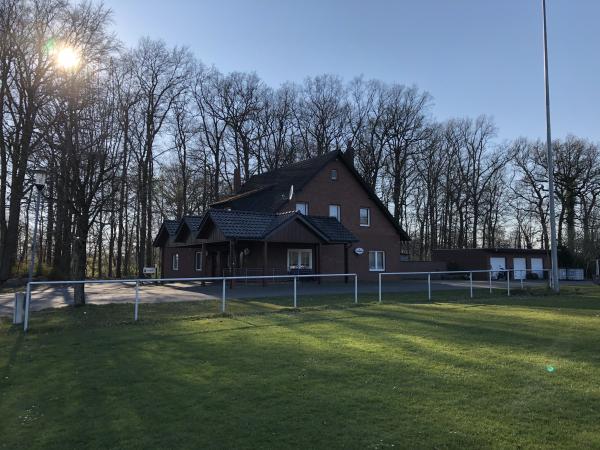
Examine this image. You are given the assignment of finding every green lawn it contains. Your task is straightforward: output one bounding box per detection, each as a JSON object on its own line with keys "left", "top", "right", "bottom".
{"left": 1, "top": 286, "right": 599, "bottom": 449}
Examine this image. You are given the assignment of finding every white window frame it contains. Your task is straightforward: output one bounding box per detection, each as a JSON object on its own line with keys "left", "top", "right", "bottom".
{"left": 287, "top": 248, "right": 313, "bottom": 270}
{"left": 195, "top": 251, "right": 203, "bottom": 271}
{"left": 172, "top": 253, "right": 180, "bottom": 271}
{"left": 368, "top": 251, "right": 385, "bottom": 272}
{"left": 330, "top": 169, "right": 338, "bottom": 181}
{"left": 329, "top": 204, "right": 341, "bottom": 221}
{"left": 359, "top": 207, "right": 371, "bottom": 227}
{"left": 295, "top": 202, "right": 309, "bottom": 215}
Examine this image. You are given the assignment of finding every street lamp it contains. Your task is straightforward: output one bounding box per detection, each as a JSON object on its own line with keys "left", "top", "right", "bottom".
{"left": 542, "top": 0, "right": 560, "bottom": 292}
{"left": 24, "top": 168, "right": 46, "bottom": 332}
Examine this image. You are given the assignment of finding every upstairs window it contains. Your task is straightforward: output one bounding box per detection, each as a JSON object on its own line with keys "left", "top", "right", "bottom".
{"left": 296, "top": 202, "right": 309, "bottom": 215}
{"left": 330, "top": 169, "right": 338, "bottom": 181}
{"left": 195, "top": 251, "right": 203, "bottom": 271}
{"left": 360, "top": 207, "right": 371, "bottom": 227}
{"left": 172, "top": 253, "right": 179, "bottom": 271}
{"left": 369, "top": 251, "right": 385, "bottom": 272}
{"left": 329, "top": 204, "right": 341, "bottom": 221}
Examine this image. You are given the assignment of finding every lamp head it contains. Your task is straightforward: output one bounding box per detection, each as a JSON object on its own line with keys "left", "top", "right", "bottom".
{"left": 33, "top": 169, "right": 46, "bottom": 190}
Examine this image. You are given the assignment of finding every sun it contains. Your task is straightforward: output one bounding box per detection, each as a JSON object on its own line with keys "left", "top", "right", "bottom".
{"left": 55, "top": 46, "right": 80, "bottom": 71}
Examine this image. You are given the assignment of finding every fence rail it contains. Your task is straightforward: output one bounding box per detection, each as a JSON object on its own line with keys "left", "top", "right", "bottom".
{"left": 23, "top": 273, "right": 358, "bottom": 332}
{"left": 378, "top": 268, "right": 553, "bottom": 302}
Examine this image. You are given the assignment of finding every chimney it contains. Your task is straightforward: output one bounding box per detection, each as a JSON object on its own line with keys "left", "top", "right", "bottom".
{"left": 233, "top": 168, "right": 241, "bottom": 193}
{"left": 345, "top": 140, "right": 355, "bottom": 167}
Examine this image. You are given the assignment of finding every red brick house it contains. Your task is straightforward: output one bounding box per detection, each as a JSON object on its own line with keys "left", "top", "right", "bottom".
{"left": 153, "top": 150, "right": 410, "bottom": 281}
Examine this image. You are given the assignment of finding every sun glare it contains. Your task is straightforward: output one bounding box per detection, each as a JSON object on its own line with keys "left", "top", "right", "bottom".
{"left": 55, "top": 46, "right": 80, "bottom": 71}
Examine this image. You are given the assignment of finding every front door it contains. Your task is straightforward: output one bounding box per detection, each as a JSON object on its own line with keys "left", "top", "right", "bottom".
{"left": 513, "top": 257, "right": 526, "bottom": 280}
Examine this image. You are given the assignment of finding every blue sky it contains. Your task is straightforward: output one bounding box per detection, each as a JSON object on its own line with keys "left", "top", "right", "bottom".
{"left": 103, "top": 0, "right": 599, "bottom": 142}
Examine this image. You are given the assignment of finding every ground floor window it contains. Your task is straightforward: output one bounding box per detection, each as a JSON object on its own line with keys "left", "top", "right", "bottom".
{"left": 172, "top": 253, "right": 179, "bottom": 271}
{"left": 369, "top": 251, "right": 385, "bottom": 271}
{"left": 195, "top": 251, "right": 203, "bottom": 271}
{"left": 287, "top": 248, "right": 313, "bottom": 270}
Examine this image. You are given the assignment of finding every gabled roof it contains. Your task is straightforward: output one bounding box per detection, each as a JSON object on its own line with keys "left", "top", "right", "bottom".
{"left": 173, "top": 215, "right": 204, "bottom": 243}
{"left": 211, "top": 151, "right": 340, "bottom": 212}
{"left": 152, "top": 219, "right": 181, "bottom": 247}
{"left": 196, "top": 209, "right": 358, "bottom": 243}
{"left": 211, "top": 150, "right": 410, "bottom": 241}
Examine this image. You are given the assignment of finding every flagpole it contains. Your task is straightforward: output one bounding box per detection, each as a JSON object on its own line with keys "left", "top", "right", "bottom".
{"left": 542, "top": 0, "right": 560, "bottom": 292}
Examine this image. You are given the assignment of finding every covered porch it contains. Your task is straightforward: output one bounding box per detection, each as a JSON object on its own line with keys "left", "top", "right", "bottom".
{"left": 193, "top": 209, "right": 358, "bottom": 283}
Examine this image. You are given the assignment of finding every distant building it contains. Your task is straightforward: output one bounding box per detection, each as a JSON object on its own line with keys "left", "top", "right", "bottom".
{"left": 153, "top": 150, "right": 411, "bottom": 281}
{"left": 431, "top": 248, "right": 551, "bottom": 280}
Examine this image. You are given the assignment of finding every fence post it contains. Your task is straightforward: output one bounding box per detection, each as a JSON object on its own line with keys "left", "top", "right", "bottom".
{"left": 428, "top": 273, "right": 431, "bottom": 301}
{"left": 221, "top": 278, "right": 226, "bottom": 313}
{"left": 354, "top": 275, "right": 358, "bottom": 304}
{"left": 520, "top": 272, "right": 524, "bottom": 290}
{"left": 134, "top": 280, "right": 140, "bottom": 321}
{"left": 507, "top": 270, "right": 511, "bottom": 296}
{"left": 23, "top": 282, "right": 32, "bottom": 332}
{"left": 378, "top": 273, "right": 382, "bottom": 303}
{"left": 293, "top": 276, "right": 297, "bottom": 308}
{"left": 470, "top": 272, "right": 473, "bottom": 298}
{"left": 489, "top": 271, "right": 492, "bottom": 294}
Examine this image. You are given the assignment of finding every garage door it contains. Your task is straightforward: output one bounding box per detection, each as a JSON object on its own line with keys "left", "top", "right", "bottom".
{"left": 490, "top": 257, "right": 506, "bottom": 280}
{"left": 531, "top": 258, "right": 544, "bottom": 279}
{"left": 513, "top": 257, "right": 526, "bottom": 280}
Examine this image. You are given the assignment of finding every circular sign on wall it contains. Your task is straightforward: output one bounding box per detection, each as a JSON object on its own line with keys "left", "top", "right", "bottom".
{"left": 354, "top": 247, "right": 364, "bottom": 255}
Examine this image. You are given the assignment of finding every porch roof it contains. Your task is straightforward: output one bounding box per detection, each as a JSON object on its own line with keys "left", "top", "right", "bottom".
{"left": 196, "top": 209, "right": 358, "bottom": 244}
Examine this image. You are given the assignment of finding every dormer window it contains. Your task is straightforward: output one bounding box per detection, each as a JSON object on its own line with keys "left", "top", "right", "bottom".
{"left": 330, "top": 169, "right": 338, "bottom": 181}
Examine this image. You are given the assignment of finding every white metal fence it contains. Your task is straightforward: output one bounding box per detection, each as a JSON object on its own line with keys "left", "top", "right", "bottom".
{"left": 378, "top": 268, "right": 553, "bottom": 303}
{"left": 18, "top": 267, "right": 566, "bottom": 332}
{"left": 22, "top": 273, "right": 358, "bottom": 332}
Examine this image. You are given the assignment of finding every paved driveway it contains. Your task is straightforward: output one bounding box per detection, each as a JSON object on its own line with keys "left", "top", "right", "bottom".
{"left": 0, "top": 277, "right": 565, "bottom": 317}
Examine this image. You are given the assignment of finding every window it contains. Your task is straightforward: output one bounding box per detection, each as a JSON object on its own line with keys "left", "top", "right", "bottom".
{"left": 360, "top": 207, "right": 370, "bottom": 227}
{"left": 330, "top": 169, "right": 338, "bottom": 181}
{"left": 172, "top": 253, "right": 179, "bottom": 271}
{"left": 369, "top": 251, "right": 385, "bottom": 272}
{"left": 329, "top": 204, "right": 341, "bottom": 221}
{"left": 287, "top": 249, "right": 313, "bottom": 270}
{"left": 296, "top": 202, "right": 309, "bottom": 215}
{"left": 195, "top": 251, "right": 203, "bottom": 271}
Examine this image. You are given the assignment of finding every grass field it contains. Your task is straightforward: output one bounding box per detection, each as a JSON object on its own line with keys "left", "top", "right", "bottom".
{"left": 1, "top": 286, "right": 599, "bottom": 449}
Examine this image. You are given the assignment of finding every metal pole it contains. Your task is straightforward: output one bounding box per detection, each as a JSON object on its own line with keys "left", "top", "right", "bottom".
{"left": 542, "top": 0, "right": 560, "bottom": 293}
{"left": 521, "top": 272, "right": 524, "bottom": 290}
{"left": 293, "top": 276, "right": 297, "bottom": 308}
{"left": 23, "top": 283, "right": 32, "bottom": 332}
{"left": 221, "top": 278, "right": 226, "bottom": 313}
{"left": 507, "top": 270, "right": 511, "bottom": 296}
{"left": 134, "top": 280, "right": 140, "bottom": 321}
{"left": 428, "top": 273, "right": 431, "bottom": 301}
{"left": 489, "top": 271, "right": 492, "bottom": 294}
{"left": 24, "top": 188, "right": 42, "bottom": 332}
{"left": 354, "top": 275, "right": 358, "bottom": 304}
{"left": 378, "top": 273, "right": 382, "bottom": 303}
{"left": 469, "top": 272, "right": 473, "bottom": 298}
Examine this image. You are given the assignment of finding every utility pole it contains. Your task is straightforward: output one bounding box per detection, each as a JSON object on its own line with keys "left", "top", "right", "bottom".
{"left": 542, "top": 0, "right": 560, "bottom": 292}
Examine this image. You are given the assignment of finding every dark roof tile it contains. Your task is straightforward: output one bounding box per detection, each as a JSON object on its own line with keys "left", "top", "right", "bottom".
{"left": 199, "top": 209, "right": 357, "bottom": 243}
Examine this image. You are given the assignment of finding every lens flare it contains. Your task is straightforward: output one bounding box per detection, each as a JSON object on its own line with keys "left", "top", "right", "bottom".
{"left": 55, "top": 46, "right": 80, "bottom": 71}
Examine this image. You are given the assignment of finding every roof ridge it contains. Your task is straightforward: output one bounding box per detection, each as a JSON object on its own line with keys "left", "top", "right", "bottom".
{"left": 210, "top": 208, "right": 278, "bottom": 216}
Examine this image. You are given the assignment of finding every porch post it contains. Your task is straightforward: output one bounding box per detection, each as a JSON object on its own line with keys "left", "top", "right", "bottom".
{"left": 201, "top": 242, "right": 206, "bottom": 286}
{"left": 344, "top": 244, "right": 349, "bottom": 284}
{"left": 316, "top": 243, "right": 321, "bottom": 284}
{"left": 229, "top": 240, "right": 235, "bottom": 288}
{"left": 262, "top": 241, "right": 268, "bottom": 287}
